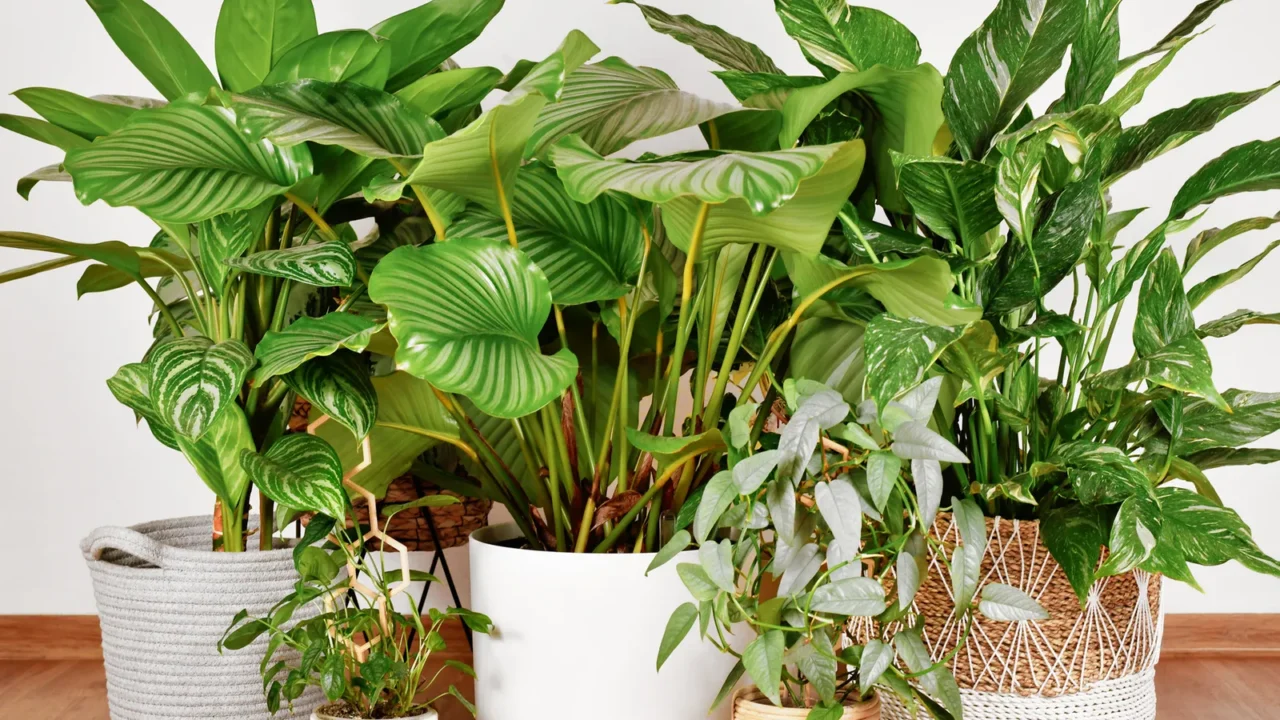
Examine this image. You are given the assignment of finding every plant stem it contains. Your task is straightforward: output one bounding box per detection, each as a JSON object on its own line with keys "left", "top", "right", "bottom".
{"left": 389, "top": 159, "right": 447, "bottom": 241}
{"left": 660, "top": 203, "right": 711, "bottom": 434}
{"left": 135, "top": 275, "right": 183, "bottom": 338}
{"left": 705, "top": 243, "right": 767, "bottom": 422}
{"left": 258, "top": 491, "right": 274, "bottom": 551}
{"left": 284, "top": 192, "right": 341, "bottom": 243}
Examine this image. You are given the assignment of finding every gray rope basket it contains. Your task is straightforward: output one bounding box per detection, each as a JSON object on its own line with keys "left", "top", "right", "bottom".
{"left": 82, "top": 515, "right": 324, "bottom": 719}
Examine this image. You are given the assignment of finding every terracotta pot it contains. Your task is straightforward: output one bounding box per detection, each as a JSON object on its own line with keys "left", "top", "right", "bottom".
{"left": 732, "top": 689, "right": 880, "bottom": 720}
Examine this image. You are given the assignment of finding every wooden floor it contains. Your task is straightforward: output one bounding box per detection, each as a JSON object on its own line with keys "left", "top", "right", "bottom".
{"left": 1, "top": 657, "right": 1277, "bottom": 719}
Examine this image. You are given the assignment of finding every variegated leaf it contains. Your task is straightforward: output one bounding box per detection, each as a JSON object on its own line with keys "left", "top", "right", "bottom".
{"left": 1183, "top": 212, "right": 1280, "bottom": 274}
{"left": 64, "top": 103, "right": 312, "bottom": 224}
{"left": 368, "top": 238, "right": 578, "bottom": 419}
{"left": 198, "top": 204, "right": 274, "bottom": 297}
{"left": 614, "top": 1, "right": 782, "bottom": 74}
{"left": 149, "top": 337, "right": 255, "bottom": 440}
{"left": 254, "top": 313, "right": 381, "bottom": 383}
{"left": 176, "top": 404, "right": 255, "bottom": 507}
{"left": 221, "top": 80, "right": 445, "bottom": 158}
{"left": 526, "top": 56, "right": 738, "bottom": 158}
{"left": 226, "top": 242, "right": 357, "bottom": 287}
{"left": 239, "top": 433, "right": 347, "bottom": 519}
{"left": 863, "top": 314, "right": 962, "bottom": 414}
{"left": 1147, "top": 486, "right": 1280, "bottom": 580}
{"left": 893, "top": 154, "right": 1002, "bottom": 244}
{"left": 1198, "top": 310, "right": 1280, "bottom": 338}
{"left": 284, "top": 351, "right": 378, "bottom": 440}
{"left": 106, "top": 362, "right": 179, "bottom": 449}
{"left": 773, "top": 0, "right": 920, "bottom": 74}
{"left": 1090, "top": 334, "right": 1227, "bottom": 410}
{"left": 1177, "top": 390, "right": 1280, "bottom": 453}
{"left": 1169, "top": 137, "right": 1280, "bottom": 220}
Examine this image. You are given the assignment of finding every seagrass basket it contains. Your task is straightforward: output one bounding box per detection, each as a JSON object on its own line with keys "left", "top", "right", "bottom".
{"left": 733, "top": 688, "right": 881, "bottom": 719}
{"left": 352, "top": 474, "right": 491, "bottom": 551}
{"left": 870, "top": 515, "right": 1163, "bottom": 720}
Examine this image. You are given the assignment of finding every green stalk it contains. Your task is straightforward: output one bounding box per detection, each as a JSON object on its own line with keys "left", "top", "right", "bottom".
{"left": 553, "top": 306, "right": 596, "bottom": 474}
{"left": 220, "top": 500, "right": 244, "bottom": 553}
{"left": 538, "top": 405, "right": 568, "bottom": 551}
{"left": 705, "top": 244, "right": 768, "bottom": 422}
{"left": 660, "top": 203, "right": 711, "bottom": 434}
{"left": 135, "top": 275, "right": 183, "bottom": 338}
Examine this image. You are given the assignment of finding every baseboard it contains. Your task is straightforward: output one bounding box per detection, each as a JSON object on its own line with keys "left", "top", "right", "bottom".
{"left": 2, "top": 613, "right": 1277, "bottom": 661}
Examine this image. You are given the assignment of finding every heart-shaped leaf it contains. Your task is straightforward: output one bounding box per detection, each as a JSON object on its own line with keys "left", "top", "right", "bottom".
{"left": 239, "top": 433, "right": 347, "bottom": 519}
{"left": 285, "top": 351, "right": 378, "bottom": 440}
{"left": 150, "top": 337, "right": 255, "bottom": 440}
{"left": 810, "top": 577, "right": 887, "bottom": 616}
{"left": 368, "top": 238, "right": 578, "bottom": 419}
{"left": 227, "top": 242, "right": 357, "bottom": 287}
{"left": 979, "top": 583, "right": 1051, "bottom": 621}
{"left": 64, "top": 103, "right": 312, "bottom": 224}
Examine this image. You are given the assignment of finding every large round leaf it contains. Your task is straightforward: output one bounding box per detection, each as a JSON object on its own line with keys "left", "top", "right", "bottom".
{"left": 239, "top": 433, "right": 346, "bottom": 519}
{"left": 64, "top": 103, "right": 312, "bottom": 224}
{"left": 449, "top": 163, "right": 644, "bottom": 305}
{"left": 368, "top": 238, "right": 578, "bottom": 418}
{"left": 149, "top": 337, "right": 255, "bottom": 440}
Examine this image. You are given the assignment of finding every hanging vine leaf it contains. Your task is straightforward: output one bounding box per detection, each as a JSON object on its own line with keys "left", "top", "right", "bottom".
{"left": 239, "top": 433, "right": 347, "bottom": 519}
{"left": 226, "top": 242, "right": 357, "bottom": 287}
{"left": 149, "top": 337, "right": 255, "bottom": 440}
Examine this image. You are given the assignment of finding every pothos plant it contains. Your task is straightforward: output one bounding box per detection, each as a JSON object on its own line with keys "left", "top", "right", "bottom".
{"left": 653, "top": 378, "right": 1049, "bottom": 719}
{"left": 220, "top": 441, "right": 491, "bottom": 718}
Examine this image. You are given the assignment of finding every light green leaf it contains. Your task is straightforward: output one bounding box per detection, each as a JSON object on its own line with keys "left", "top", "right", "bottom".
{"left": 263, "top": 30, "right": 391, "bottom": 88}
{"left": 864, "top": 314, "right": 962, "bottom": 414}
{"left": 449, "top": 163, "right": 643, "bottom": 305}
{"left": 150, "top": 337, "right": 254, "bottom": 440}
{"left": 656, "top": 602, "right": 699, "bottom": 671}
{"left": 1100, "top": 36, "right": 1191, "bottom": 117}
{"left": 677, "top": 562, "right": 719, "bottom": 602}
{"left": 64, "top": 103, "right": 312, "bottom": 224}
{"left": 742, "top": 630, "right": 785, "bottom": 706}
{"left": 647, "top": 529, "right": 691, "bottom": 576}
{"left": 88, "top": 0, "right": 218, "bottom": 101}
{"left": 810, "top": 577, "right": 887, "bottom": 616}
{"left": 239, "top": 433, "right": 346, "bottom": 518}
{"left": 814, "top": 476, "right": 862, "bottom": 547}
{"left": 395, "top": 66, "right": 503, "bottom": 117}
{"left": 1134, "top": 249, "right": 1194, "bottom": 356}
{"left": 254, "top": 313, "right": 381, "bottom": 383}
{"left": 368, "top": 239, "right": 577, "bottom": 419}
{"left": 896, "top": 545, "right": 923, "bottom": 610}
{"left": 1177, "top": 389, "right": 1280, "bottom": 453}
{"left": 382, "top": 494, "right": 459, "bottom": 516}
{"left": 894, "top": 154, "right": 1001, "bottom": 244}
{"left": 13, "top": 88, "right": 138, "bottom": 139}
{"left": 979, "top": 583, "right": 1049, "bottom": 621}
{"left": 214, "top": 0, "right": 318, "bottom": 92}
{"left": 714, "top": 71, "right": 825, "bottom": 111}
{"left": 0, "top": 114, "right": 91, "bottom": 152}
{"left": 774, "top": 0, "right": 920, "bottom": 75}
{"left": 1169, "top": 138, "right": 1280, "bottom": 221}
{"left": 176, "top": 404, "right": 254, "bottom": 507}
{"left": 1090, "top": 334, "right": 1226, "bottom": 410}
{"left": 1040, "top": 504, "right": 1105, "bottom": 603}
{"left": 939, "top": 321, "right": 1008, "bottom": 394}
{"left": 106, "top": 362, "right": 179, "bottom": 450}
{"left": 284, "top": 351, "right": 377, "bottom": 440}
{"left": 222, "top": 80, "right": 445, "bottom": 158}
{"left": 867, "top": 450, "right": 902, "bottom": 513}
{"left": 788, "top": 253, "right": 981, "bottom": 326}
{"left": 700, "top": 539, "right": 736, "bottom": 592}
{"left": 528, "top": 56, "right": 738, "bottom": 158}
{"left": 733, "top": 450, "right": 783, "bottom": 495}
{"left": 1198, "top": 309, "right": 1280, "bottom": 338}
{"left": 790, "top": 318, "right": 865, "bottom": 405}
{"left": 197, "top": 204, "right": 274, "bottom": 297}
{"left": 858, "top": 639, "right": 894, "bottom": 696}
{"left": 1188, "top": 240, "right": 1280, "bottom": 310}
{"left": 1183, "top": 212, "right": 1280, "bottom": 274}
{"left": 614, "top": 1, "right": 782, "bottom": 74}
{"left": 943, "top": 0, "right": 1087, "bottom": 159}
{"left": 227, "top": 242, "right": 356, "bottom": 287}
{"left": 1183, "top": 447, "right": 1280, "bottom": 471}
{"left": 0, "top": 231, "right": 142, "bottom": 279}
{"left": 1119, "top": 0, "right": 1231, "bottom": 70}
{"left": 370, "top": 0, "right": 505, "bottom": 93}
{"left": 897, "top": 631, "right": 963, "bottom": 718}
{"left": 796, "top": 630, "right": 838, "bottom": 704}
{"left": 694, "top": 470, "right": 737, "bottom": 543}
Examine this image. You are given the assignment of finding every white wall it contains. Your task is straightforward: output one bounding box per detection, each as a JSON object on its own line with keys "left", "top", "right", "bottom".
{"left": 1, "top": 0, "right": 1277, "bottom": 614}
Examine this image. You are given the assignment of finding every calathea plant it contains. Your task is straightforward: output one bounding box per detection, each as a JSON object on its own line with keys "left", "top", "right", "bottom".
{"left": 0, "top": 0, "right": 514, "bottom": 552}
{"left": 655, "top": 378, "right": 1049, "bottom": 719}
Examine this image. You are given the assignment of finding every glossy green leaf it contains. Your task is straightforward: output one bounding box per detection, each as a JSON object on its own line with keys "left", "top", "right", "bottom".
{"left": 1097, "top": 493, "right": 1163, "bottom": 576}
{"left": 1187, "top": 240, "right": 1280, "bottom": 310}
{"left": 615, "top": 1, "right": 781, "bottom": 74}
{"left": 75, "top": 251, "right": 189, "bottom": 297}
{"left": 894, "top": 154, "right": 1001, "bottom": 244}
{"left": 368, "top": 238, "right": 577, "bottom": 419}
{"left": 1198, "top": 309, "right": 1280, "bottom": 338}
{"left": 370, "top": 0, "right": 505, "bottom": 92}
{"left": 858, "top": 639, "right": 894, "bottom": 696}
{"left": 1040, "top": 504, "right": 1105, "bottom": 603}
{"left": 1183, "top": 212, "right": 1280, "bottom": 274}
{"left": 896, "top": 631, "right": 962, "bottom": 719}
{"left": 227, "top": 242, "right": 356, "bottom": 287}
{"left": 1184, "top": 447, "right": 1280, "bottom": 471}
{"left": 0, "top": 114, "right": 91, "bottom": 151}
{"left": 742, "top": 630, "right": 785, "bottom": 706}
{"left": 395, "top": 66, "right": 502, "bottom": 117}
{"left": 1090, "top": 334, "right": 1226, "bottom": 410}
{"left": 149, "top": 337, "right": 254, "bottom": 440}
{"left": 1169, "top": 138, "right": 1280, "bottom": 221}
{"left": 240, "top": 433, "right": 346, "bottom": 518}
{"left": 88, "top": 0, "right": 218, "bottom": 100}
{"left": 1120, "top": 0, "right": 1233, "bottom": 70}
{"left": 1099, "top": 226, "right": 1165, "bottom": 310}
{"left": 254, "top": 313, "right": 381, "bottom": 383}
{"left": 864, "top": 314, "right": 962, "bottom": 414}
{"left": 943, "top": 0, "right": 1086, "bottom": 159}
{"left": 528, "top": 56, "right": 738, "bottom": 158}
{"left": 176, "top": 404, "right": 255, "bottom": 507}
{"left": 13, "top": 88, "right": 138, "bottom": 139}
{"left": 215, "top": 0, "right": 318, "bottom": 92}
{"left": 1100, "top": 36, "right": 1191, "bottom": 118}
{"left": 284, "top": 351, "right": 377, "bottom": 440}
{"left": 714, "top": 71, "right": 825, "bottom": 111}
{"left": 866, "top": 450, "right": 902, "bottom": 512}
{"left": 788, "top": 252, "right": 981, "bottom": 326}
{"left": 0, "top": 231, "right": 142, "bottom": 278}
{"left": 222, "top": 80, "right": 445, "bottom": 158}
{"left": 1149, "top": 487, "right": 1280, "bottom": 579}
{"left": 774, "top": 0, "right": 920, "bottom": 75}
{"left": 106, "top": 362, "right": 179, "bottom": 450}
{"left": 1177, "top": 389, "right": 1280, "bottom": 453}
{"left": 1052, "top": 441, "right": 1154, "bottom": 505}
{"left": 656, "top": 602, "right": 699, "bottom": 671}
{"left": 64, "top": 103, "right": 311, "bottom": 224}
{"left": 1058, "top": 0, "right": 1121, "bottom": 111}
{"left": 449, "top": 163, "right": 643, "bottom": 305}
{"left": 995, "top": 131, "right": 1049, "bottom": 242}
{"left": 197, "top": 205, "right": 273, "bottom": 297}
{"left": 647, "top": 529, "right": 691, "bottom": 576}
{"left": 263, "top": 30, "right": 391, "bottom": 88}
{"left": 1134, "top": 249, "right": 1194, "bottom": 356}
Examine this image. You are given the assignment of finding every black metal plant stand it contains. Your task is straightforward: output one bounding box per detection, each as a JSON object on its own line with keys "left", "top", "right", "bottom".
{"left": 410, "top": 474, "right": 473, "bottom": 649}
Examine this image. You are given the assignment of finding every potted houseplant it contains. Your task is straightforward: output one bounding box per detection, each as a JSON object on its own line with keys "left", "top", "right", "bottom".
{"left": 0, "top": 0, "right": 511, "bottom": 716}
{"left": 221, "top": 420, "right": 490, "bottom": 720}
{"left": 614, "top": 1, "right": 1280, "bottom": 718}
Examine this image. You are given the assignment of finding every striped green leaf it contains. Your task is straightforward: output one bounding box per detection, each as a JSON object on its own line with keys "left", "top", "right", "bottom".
{"left": 13, "top": 88, "right": 138, "bottom": 139}
{"left": 1178, "top": 390, "right": 1280, "bottom": 453}
{"left": 197, "top": 205, "right": 274, "bottom": 297}
{"left": 226, "top": 242, "right": 357, "bottom": 287}
{"left": 64, "top": 103, "right": 312, "bottom": 224}
{"left": 106, "top": 362, "right": 180, "bottom": 450}
{"left": 370, "top": 0, "right": 505, "bottom": 93}
{"left": 1169, "top": 138, "right": 1280, "bottom": 221}
{"left": 222, "top": 80, "right": 445, "bottom": 158}
{"left": 508, "top": 30, "right": 602, "bottom": 102}
{"left": 0, "top": 114, "right": 91, "bottom": 151}
{"left": 1198, "top": 310, "right": 1280, "bottom": 339}
{"left": 1056, "top": 0, "right": 1121, "bottom": 112}
{"left": 177, "top": 404, "right": 255, "bottom": 508}
{"left": 254, "top": 313, "right": 381, "bottom": 383}
{"left": 553, "top": 136, "right": 866, "bottom": 257}
{"left": 526, "top": 57, "right": 739, "bottom": 157}
{"left": 1188, "top": 241, "right": 1280, "bottom": 311}
{"left": 395, "top": 66, "right": 503, "bottom": 117}
{"left": 368, "top": 238, "right": 578, "bottom": 419}
{"left": 150, "top": 337, "right": 255, "bottom": 440}
{"left": 1134, "top": 249, "right": 1194, "bottom": 356}
{"left": 284, "top": 351, "right": 378, "bottom": 440}
{"left": 239, "top": 433, "right": 347, "bottom": 519}
{"left": 214, "top": 0, "right": 318, "bottom": 92}
{"left": 1099, "top": 36, "right": 1191, "bottom": 118}
{"left": 263, "top": 30, "right": 391, "bottom": 88}
{"left": 17, "top": 163, "right": 71, "bottom": 201}
{"left": 449, "top": 163, "right": 643, "bottom": 305}
{"left": 1147, "top": 486, "right": 1280, "bottom": 580}
{"left": 774, "top": 0, "right": 920, "bottom": 75}
{"left": 614, "top": 1, "right": 782, "bottom": 74}
{"left": 88, "top": 0, "right": 218, "bottom": 101}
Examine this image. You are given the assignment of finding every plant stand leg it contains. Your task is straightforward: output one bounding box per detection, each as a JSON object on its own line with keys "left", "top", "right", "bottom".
{"left": 411, "top": 475, "right": 473, "bottom": 649}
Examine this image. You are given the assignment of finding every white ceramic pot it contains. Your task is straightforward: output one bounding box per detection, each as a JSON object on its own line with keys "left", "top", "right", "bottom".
{"left": 311, "top": 708, "right": 437, "bottom": 720}
{"left": 470, "top": 523, "right": 743, "bottom": 720}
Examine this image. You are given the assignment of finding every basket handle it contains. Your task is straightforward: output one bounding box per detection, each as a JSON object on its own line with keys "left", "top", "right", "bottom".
{"left": 81, "top": 525, "right": 170, "bottom": 567}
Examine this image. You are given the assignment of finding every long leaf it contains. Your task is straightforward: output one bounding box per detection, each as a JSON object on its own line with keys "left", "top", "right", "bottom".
{"left": 13, "top": 88, "right": 138, "bottom": 139}
{"left": 1119, "top": 0, "right": 1233, "bottom": 70}
{"left": 0, "top": 114, "right": 91, "bottom": 151}
{"left": 614, "top": 1, "right": 782, "bottom": 74}
{"left": 1058, "top": 0, "right": 1121, "bottom": 112}
{"left": 1169, "top": 138, "right": 1280, "bottom": 221}
{"left": 177, "top": 404, "right": 255, "bottom": 507}
{"left": 263, "top": 30, "right": 391, "bottom": 88}
{"left": 894, "top": 154, "right": 1001, "bottom": 245}
{"left": 215, "top": 0, "right": 318, "bottom": 92}
{"left": 1183, "top": 212, "right": 1280, "bottom": 274}
{"left": 370, "top": 0, "right": 505, "bottom": 92}
{"left": 773, "top": 0, "right": 920, "bottom": 75}
{"left": 395, "top": 66, "right": 503, "bottom": 117}
{"left": 254, "top": 313, "right": 381, "bottom": 383}
{"left": 226, "top": 242, "right": 357, "bottom": 287}
{"left": 1188, "top": 240, "right": 1280, "bottom": 310}
{"left": 0, "top": 231, "right": 142, "bottom": 278}
{"left": 88, "top": 0, "right": 218, "bottom": 100}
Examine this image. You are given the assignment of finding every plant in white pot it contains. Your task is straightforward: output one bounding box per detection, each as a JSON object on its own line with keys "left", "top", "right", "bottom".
{"left": 0, "top": 0, "right": 512, "bottom": 716}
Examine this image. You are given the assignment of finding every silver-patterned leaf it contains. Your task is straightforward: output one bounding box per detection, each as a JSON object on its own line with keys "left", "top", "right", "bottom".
{"left": 176, "top": 404, "right": 255, "bottom": 507}
{"left": 227, "top": 242, "right": 357, "bottom": 287}
{"left": 865, "top": 450, "right": 901, "bottom": 513}
{"left": 814, "top": 476, "right": 862, "bottom": 549}
{"left": 896, "top": 546, "right": 922, "bottom": 610}
{"left": 864, "top": 314, "right": 962, "bottom": 414}
{"left": 858, "top": 639, "right": 894, "bottom": 696}
{"left": 890, "top": 421, "right": 968, "bottom": 463}
{"left": 773, "top": 0, "right": 920, "bottom": 74}
{"left": 239, "top": 433, "right": 346, "bottom": 518}
{"left": 694, "top": 470, "right": 737, "bottom": 544}
{"left": 809, "top": 577, "right": 887, "bottom": 616}
{"left": 777, "top": 542, "right": 822, "bottom": 596}
{"left": 254, "top": 313, "right": 382, "bottom": 384}
{"left": 767, "top": 477, "right": 798, "bottom": 543}
{"left": 952, "top": 496, "right": 986, "bottom": 613}
{"left": 896, "top": 631, "right": 963, "bottom": 718}
{"left": 150, "top": 337, "right": 255, "bottom": 440}
{"left": 733, "top": 449, "right": 783, "bottom": 495}
{"left": 979, "top": 583, "right": 1050, "bottom": 621}
{"left": 106, "top": 362, "right": 179, "bottom": 450}
{"left": 284, "top": 351, "right": 377, "bottom": 440}
{"left": 699, "top": 539, "right": 736, "bottom": 593}
{"left": 827, "top": 537, "right": 861, "bottom": 581}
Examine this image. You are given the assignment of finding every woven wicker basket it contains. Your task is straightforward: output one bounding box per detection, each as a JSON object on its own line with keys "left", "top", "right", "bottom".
{"left": 352, "top": 475, "right": 491, "bottom": 551}
{"left": 82, "top": 515, "right": 324, "bottom": 719}
{"left": 874, "top": 514, "right": 1163, "bottom": 720}
{"left": 733, "top": 689, "right": 881, "bottom": 719}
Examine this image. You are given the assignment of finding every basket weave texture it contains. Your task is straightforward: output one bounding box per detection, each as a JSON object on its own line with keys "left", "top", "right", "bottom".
{"left": 733, "top": 688, "right": 881, "bottom": 719}
{"left": 352, "top": 475, "right": 490, "bottom": 552}
{"left": 82, "top": 515, "right": 323, "bottom": 719}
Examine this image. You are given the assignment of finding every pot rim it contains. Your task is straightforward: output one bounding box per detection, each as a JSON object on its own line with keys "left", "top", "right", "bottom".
{"left": 733, "top": 686, "right": 881, "bottom": 714}
{"left": 311, "top": 705, "right": 438, "bottom": 720}
{"left": 470, "top": 522, "right": 692, "bottom": 561}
